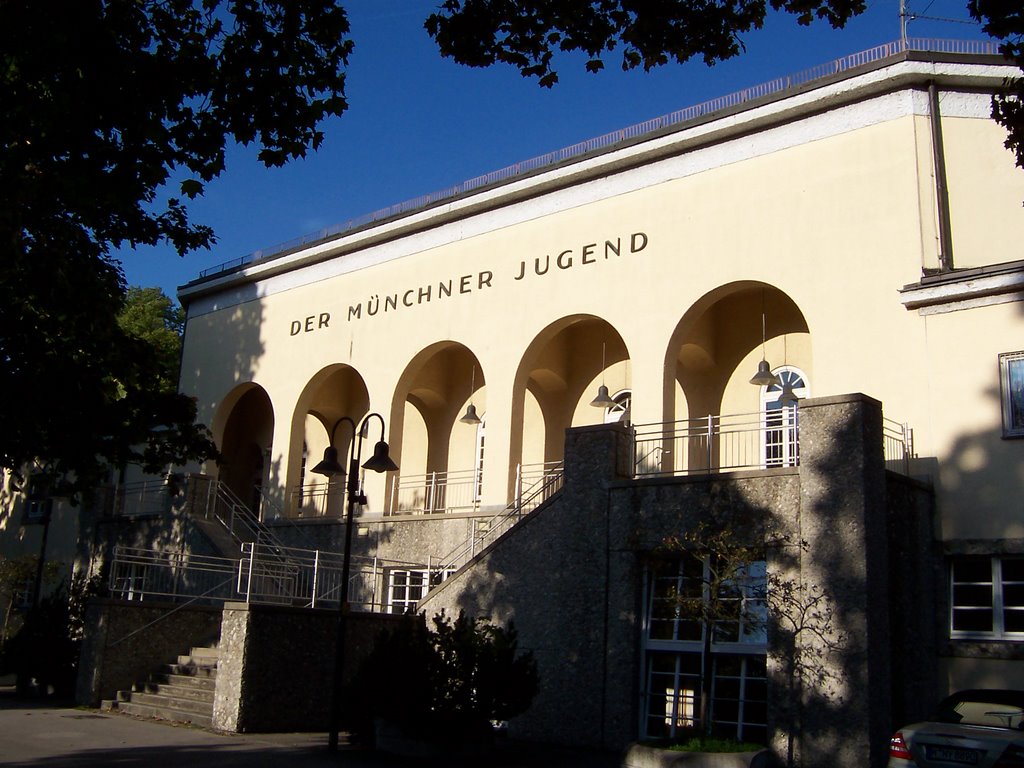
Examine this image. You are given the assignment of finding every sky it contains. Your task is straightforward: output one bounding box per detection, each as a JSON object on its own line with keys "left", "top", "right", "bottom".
{"left": 117, "top": 0, "right": 993, "bottom": 299}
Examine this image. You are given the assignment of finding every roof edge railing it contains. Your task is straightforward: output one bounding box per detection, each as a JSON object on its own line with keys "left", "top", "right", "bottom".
{"left": 192, "top": 38, "right": 1002, "bottom": 285}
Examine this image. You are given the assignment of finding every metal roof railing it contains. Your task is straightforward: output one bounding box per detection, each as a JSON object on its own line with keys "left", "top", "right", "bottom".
{"left": 194, "top": 37, "right": 1002, "bottom": 284}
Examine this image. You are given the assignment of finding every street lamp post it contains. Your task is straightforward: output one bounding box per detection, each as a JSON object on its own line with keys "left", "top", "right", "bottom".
{"left": 310, "top": 412, "right": 397, "bottom": 753}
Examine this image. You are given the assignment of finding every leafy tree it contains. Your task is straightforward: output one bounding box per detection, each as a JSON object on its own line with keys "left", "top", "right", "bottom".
{"left": 427, "top": 0, "right": 1024, "bottom": 168}
{"left": 969, "top": 1, "right": 1024, "bottom": 169}
{"left": 659, "top": 525, "right": 766, "bottom": 738}
{"left": 0, "top": 0, "right": 353, "bottom": 498}
{"left": 117, "top": 286, "right": 186, "bottom": 395}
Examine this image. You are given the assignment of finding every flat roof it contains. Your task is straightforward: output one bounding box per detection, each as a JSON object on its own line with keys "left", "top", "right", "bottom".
{"left": 180, "top": 37, "right": 1006, "bottom": 297}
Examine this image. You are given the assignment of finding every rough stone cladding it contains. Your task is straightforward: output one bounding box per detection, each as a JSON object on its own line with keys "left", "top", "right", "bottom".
{"left": 214, "top": 603, "right": 404, "bottom": 732}
{"left": 76, "top": 598, "right": 222, "bottom": 706}
{"left": 418, "top": 395, "right": 936, "bottom": 768}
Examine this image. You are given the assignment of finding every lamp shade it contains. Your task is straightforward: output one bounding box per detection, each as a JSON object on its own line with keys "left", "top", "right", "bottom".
{"left": 779, "top": 381, "right": 800, "bottom": 407}
{"left": 590, "top": 384, "right": 616, "bottom": 409}
{"left": 459, "top": 403, "right": 481, "bottom": 424}
{"left": 749, "top": 360, "right": 781, "bottom": 387}
{"left": 362, "top": 440, "right": 398, "bottom": 473}
{"left": 311, "top": 446, "right": 345, "bottom": 477}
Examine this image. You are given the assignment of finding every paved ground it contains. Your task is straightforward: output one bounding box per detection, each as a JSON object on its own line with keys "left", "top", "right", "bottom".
{"left": 0, "top": 688, "right": 623, "bottom": 768}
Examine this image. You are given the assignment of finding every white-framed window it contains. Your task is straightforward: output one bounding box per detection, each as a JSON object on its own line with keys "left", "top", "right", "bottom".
{"left": 605, "top": 389, "right": 632, "bottom": 424}
{"left": 386, "top": 568, "right": 454, "bottom": 614}
{"left": 950, "top": 556, "right": 1024, "bottom": 640}
{"left": 474, "top": 416, "right": 486, "bottom": 501}
{"left": 760, "top": 367, "right": 808, "bottom": 468}
{"left": 642, "top": 558, "right": 768, "bottom": 743}
{"left": 1000, "top": 351, "right": 1024, "bottom": 438}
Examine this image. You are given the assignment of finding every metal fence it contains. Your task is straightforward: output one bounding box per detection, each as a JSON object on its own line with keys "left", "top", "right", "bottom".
{"left": 388, "top": 468, "right": 480, "bottom": 515}
{"left": 194, "top": 38, "right": 1002, "bottom": 284}
{"left": 634, "top": 411, "right": 801, "bottom": 477}
{"left": 883, "top": 418, "right": 915, "bottom": 475}
{"left": 107, "top": 543, "right": 430, "bottom": 611}
{"left": 634, "top": 410, "right": 915, "bottom": 478}
{"left": 432, "top": 463, "right": 564, "bottom": 574}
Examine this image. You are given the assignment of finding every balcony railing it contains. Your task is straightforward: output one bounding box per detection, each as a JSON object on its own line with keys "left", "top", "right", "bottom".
{"left": 634, "top": 410, "right": 915, "bottom": 478}
{"left": 634, "top": 410, "right": 800, "bottom": 477}
{"left": 388, "top": 468, "right": 480, "bottom": 515}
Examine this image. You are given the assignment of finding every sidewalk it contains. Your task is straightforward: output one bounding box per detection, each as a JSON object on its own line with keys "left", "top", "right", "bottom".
{"left": 0, "top": 688, "right": 623, "bottom": 767}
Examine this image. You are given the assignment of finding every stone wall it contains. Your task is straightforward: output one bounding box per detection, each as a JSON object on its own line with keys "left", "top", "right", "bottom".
{"left": 76, "top": 598, "right": 223, "bottom": 706}
{"left": 213, "top": 602, "right": 403, "bottom": 732}
{"left": 420, "top": 394, "right": 937, "bottom": 768}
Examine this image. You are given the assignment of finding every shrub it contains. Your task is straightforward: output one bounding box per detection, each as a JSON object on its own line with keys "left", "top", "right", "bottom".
{"left": 349, "top": 610, "right": 539, "bottom": 741}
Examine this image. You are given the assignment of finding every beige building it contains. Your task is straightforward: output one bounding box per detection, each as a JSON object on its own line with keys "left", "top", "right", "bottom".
{"left": 60, "top": 39, "right": 1024, "bottom": 767}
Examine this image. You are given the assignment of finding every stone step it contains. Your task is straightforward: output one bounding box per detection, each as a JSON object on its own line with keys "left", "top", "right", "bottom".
{"left": 127, "top": 690, "right": 214, "bottom": 716}
{"left": 135, "top": 681, "right": 215, "bottom": 702}
{"left": 116, "top": 699, "right": 213, "bottom": 729}
{"left": 178, "top": 648, "right": 220, "bottom": 667}
{"left": 163, "top": 663, "right": 217, "bottom": 679}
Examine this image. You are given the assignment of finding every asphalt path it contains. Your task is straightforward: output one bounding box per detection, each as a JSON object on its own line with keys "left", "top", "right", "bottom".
{"left": 0, "top": 689, "right": 622, "bottom": 768}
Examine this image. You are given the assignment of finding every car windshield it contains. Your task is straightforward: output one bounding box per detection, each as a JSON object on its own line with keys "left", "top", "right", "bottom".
{"left": 932, "top": 692, "right": 1024, "bottom": 730}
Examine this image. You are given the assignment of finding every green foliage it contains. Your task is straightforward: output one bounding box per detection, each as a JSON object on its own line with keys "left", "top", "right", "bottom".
{"left": 118, "top": 286, "right": 186, "bottom": 394}
{"left": 351, "top": 610, "right": 539, "bottom": 738}
{"left": 0, "top": 1, "right": 351, "bottom": 497}
{"left": 0, "top": 572, "right": 104, "bottom": 697}
{"left": 662, "top": 735, "right": 766, "bottom": 753}
{"left": 426, "top": 0, "right": 867, "bottom": 87}
{"left": 968, "top": 0, "right": 1024, "bottom": 170}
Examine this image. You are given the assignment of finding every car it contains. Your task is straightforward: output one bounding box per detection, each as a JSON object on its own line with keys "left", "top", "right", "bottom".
{"left": 889, "top": 689, "right": 1024, "bottom": 767}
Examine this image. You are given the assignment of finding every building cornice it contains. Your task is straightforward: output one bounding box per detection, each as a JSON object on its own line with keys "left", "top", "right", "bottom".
{"left": 179, "top": 46, "right": 1016, "bottom": 311}
{"left": 899, "top": 260, "right": 1024, "bottom": 315}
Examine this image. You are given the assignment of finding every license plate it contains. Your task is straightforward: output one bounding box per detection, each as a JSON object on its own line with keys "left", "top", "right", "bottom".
{"left": 924, "top": 745, "right": 980, "bottom": 765}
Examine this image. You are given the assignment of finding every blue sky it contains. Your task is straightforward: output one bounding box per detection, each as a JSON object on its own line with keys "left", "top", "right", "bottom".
{"left": 117, "top": 0, "right": 991, "bottom": 298}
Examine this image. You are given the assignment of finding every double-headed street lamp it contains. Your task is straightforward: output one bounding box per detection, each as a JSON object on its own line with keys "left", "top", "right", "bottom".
{"left": 310, "top": 412, "right": 397, "bottom": 752}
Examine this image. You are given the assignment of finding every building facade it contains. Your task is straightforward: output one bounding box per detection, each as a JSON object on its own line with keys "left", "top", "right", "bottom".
{"left": 69, "top": 40, "right": 1024, "bottom": 767}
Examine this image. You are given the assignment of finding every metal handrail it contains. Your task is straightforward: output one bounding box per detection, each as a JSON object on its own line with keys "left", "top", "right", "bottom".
{"left": 431, "top": 464, "right": 564, "bottom": 575}
{"left": 388, "top": 468, "right": 480, "bottom": 515}
{"left": 633, "top": 410, "right": 801, "bottom": 477}
{"left": 883, "top": 417, "right": 915, "bottom": 475}
{"left": 193, "top": 38, "right": 1002, "bottom": 284}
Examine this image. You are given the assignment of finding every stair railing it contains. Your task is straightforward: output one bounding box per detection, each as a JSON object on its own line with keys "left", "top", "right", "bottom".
{"left": 431, "top": 463, "right": 563, "bottom": 576}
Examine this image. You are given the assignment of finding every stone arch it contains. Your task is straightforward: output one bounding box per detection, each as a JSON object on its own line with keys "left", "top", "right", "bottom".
{"left": 663, "top": 281, "right": 811, "bottom": 425}
{"left": 287, "top": 365, "right": 371, "bottom": 517}
{"left": 511, "top": 315, "right": 630, "bottom": 481}
{"left": 388, "top": 341, "right": 484, "bottom": 513}
{"left": 213, "top": 383, "right": 274, "bottom": 513}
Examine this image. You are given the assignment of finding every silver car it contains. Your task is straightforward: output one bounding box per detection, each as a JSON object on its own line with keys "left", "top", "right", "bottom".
{"left": 889, "top": 689, "right": 1024, "bottom": 767}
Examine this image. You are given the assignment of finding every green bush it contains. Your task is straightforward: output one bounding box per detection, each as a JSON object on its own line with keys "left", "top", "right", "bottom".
{"left": 349, "top": 610, "right": 539, "bottom": 741}
{"left": 0, "top": 572, "right": 103, "bottom": 697}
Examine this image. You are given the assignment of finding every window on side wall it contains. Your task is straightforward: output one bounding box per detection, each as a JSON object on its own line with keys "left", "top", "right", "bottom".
{"left": 1000, "top": 351, "right": 1024, "bottom": 438}
{"left": 642, "top": 558, "right": 768, "bottom": 744}
{"left": 950, "top": 556, "right": 1024, "bottom": 640}
{"left": 386, "top": 568, "right": 454, "bottom": 614}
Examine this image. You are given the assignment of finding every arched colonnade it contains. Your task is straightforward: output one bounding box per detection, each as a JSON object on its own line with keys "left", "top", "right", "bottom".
{"left": 213, "top": 282, "right": 811, "bottom": 518}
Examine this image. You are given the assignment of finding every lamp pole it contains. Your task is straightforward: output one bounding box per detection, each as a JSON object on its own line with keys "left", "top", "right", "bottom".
{"left": 311, "top": 413, "right": 397, "bottom": 753}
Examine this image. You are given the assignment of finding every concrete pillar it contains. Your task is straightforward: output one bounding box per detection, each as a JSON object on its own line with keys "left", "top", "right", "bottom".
{"left": 769, "top": 393, "right": 890, "bottom": 768}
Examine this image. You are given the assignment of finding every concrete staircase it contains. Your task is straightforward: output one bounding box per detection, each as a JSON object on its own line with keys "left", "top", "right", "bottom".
{"left": 103, "top": 645, "right": 219, "bottom": 728}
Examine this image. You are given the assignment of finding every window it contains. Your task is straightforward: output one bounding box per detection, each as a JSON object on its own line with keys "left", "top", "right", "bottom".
{"left": 605, "top": 389, "right": 632, "bottom": 425}
{"left": 386, "top": 568, "right": 454, "bottom": 614}
{"left": 760, "top": 367, "right": 808, "bottom": 468}
{"left": 950, "top": 556, "right": 1024, "bottom": 640}
{"left": 1000, "top": 351, "right": 1024, "bottom": 438}
{"left": 643, "top": 558, "right": 768, "bottom": 743}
